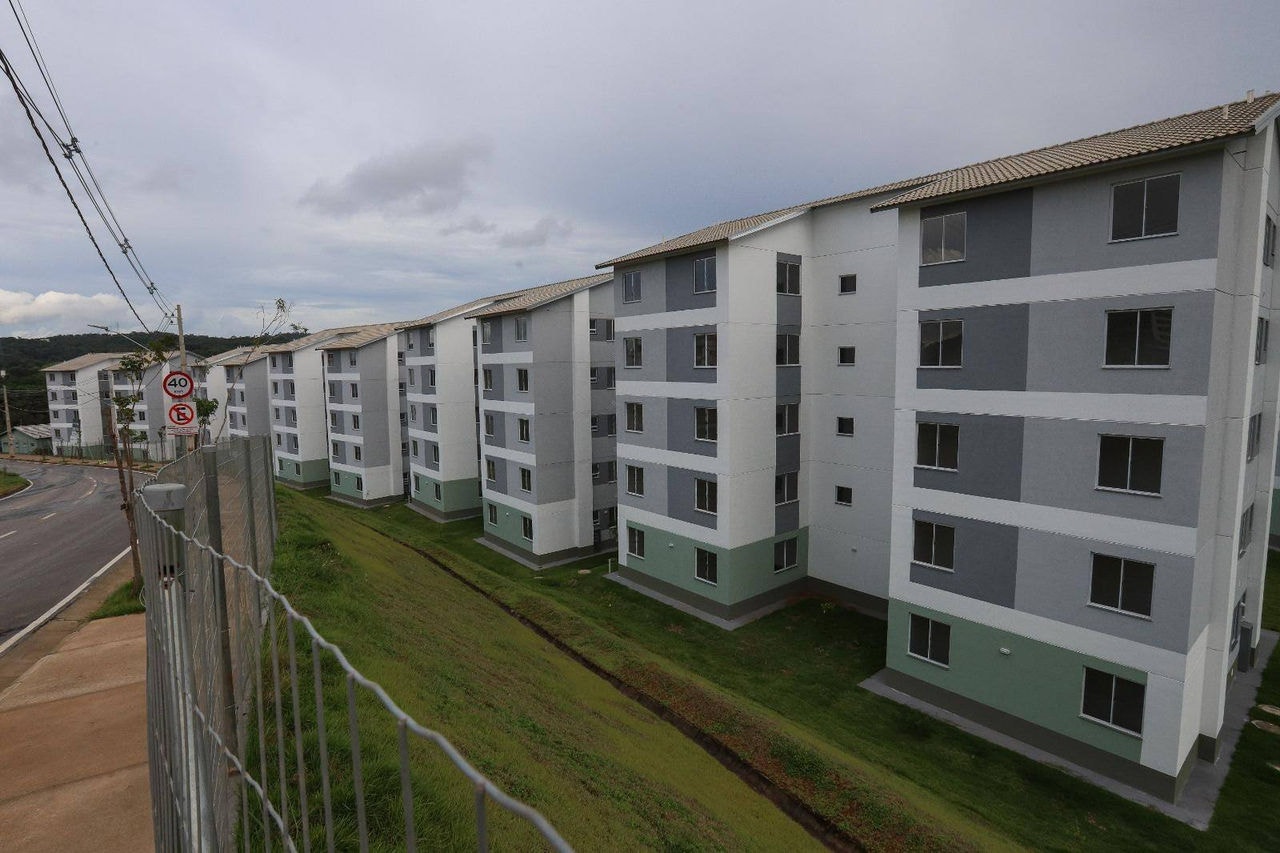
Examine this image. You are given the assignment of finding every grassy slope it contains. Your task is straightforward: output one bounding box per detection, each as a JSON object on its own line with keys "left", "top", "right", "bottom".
{"left": 0, "top": 470, "right": 28, "bottom": 498}
{"left": 336, "top": 498, "right": 1280, "bottom": 852}
{"left": 89, "top": 580, "right": 145, "bottom": 619}
{"left": 267, "top": 488, "right": 820, "bottom": 852}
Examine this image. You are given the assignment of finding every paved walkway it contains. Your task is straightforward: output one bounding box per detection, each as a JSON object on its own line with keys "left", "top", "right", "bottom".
{"left": 0, "top": 612, "right": 152, "bottom": 852}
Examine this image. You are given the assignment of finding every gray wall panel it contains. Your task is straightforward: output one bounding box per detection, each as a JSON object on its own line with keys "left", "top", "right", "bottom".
{"left": 776, "top": 434, "right": 801, "bottom": 469}
{"left": 667, "top": 398, "right": 718, "bottom": 456}
{"left": 919, "top": 189, "right": 1034, "bottom": 286}
{"left": 620, "top": 328, "right": 667, "bottom": 382}
{"left": 615, "top": 261, "right": 668, "bottom": 317}
{"left": 667, "top": 466, "right": 718, "bottom": 529}
{"left": 775, "top": 500, "right": 800, "bottom": 534}
{"left": 617, "top": 459, "right": 668, "bottom": 516}
{"left": 912, "top": 412, "right": 1024, "bottom": 501}
{"left": 618, "top": 396, "right": 666, "bottom": 450}
{"left": 777, "top": 294, "right": 802, "bottom": 326}
{"left": 666, "top": 250, "right": 718, "bottom": 312}
{"left": 910, "top": 510, "right": 1018, "bottom": 608}
{"left": 480, "top": 317, "right": 505, "bottom": 354}
{"left": 666, "top": 325, "right": 718, "bottom": 383}
{"left": 916, "top": 304, "right": 1029, "bottom": 391}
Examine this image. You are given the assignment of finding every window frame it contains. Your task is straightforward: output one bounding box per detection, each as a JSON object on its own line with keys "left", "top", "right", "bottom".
{"left": 693, "top": 332, "right": 718, "bottom": 368}
{"left": 912, "top": 519, "right": 955, "bottom": 571}
{"left": 915, "top": 422, "right": 959, "bottom": 471}
{"left": 776, "top": 333, "right": 800, "bottom": 366}
{"left": 693, "top": 255, "right": 717, "bottom": 294}
{"left": 775, "top": 402, "right": 800, "bottom": 436}
{"left": 1239, "top": 502, "right": 1255, "bottom": 558}
{"left": 834, "top": 485, "right": 853, "bottom": 506}
{"left": 624, "top": 336, "right": 643, "bottom": 368}
{"left": 1247, "top": 412, "right": 1263, "bottom": 462}
{"left": 521, "top": 516, "right": 533, "bottom": 542}
{"left": 837, "top": 346, "right": 856, "bottom": 366}
{"left": 626, "top": 464, "right": 645, "bottom": 497}
{"left": 1088, "top": 552, "right": 1155, "bottom": 618}
{"left": 516, "top": 368, "right": 530, "bottom": 393}
{"left": 481, "top": 320, "right": 493, "bottom": 345}
{"left": 519, "top": 467, "right": 532, "bottom": 493}
{"left": 622, "top": 270, "right": 642, "bottom": 304}
{"left": 695, "top": 477, "right": 718, "bottom": 514}
{"left": 1264, "top": 215, "right": 1277, "bottom": 267}
{"left": 836, "top": 417, "right": 855, "bottom": 436}
{"left": 1080, "top": 667, "right": 1145, "bottom": 736}
{"left": 776, "top": 260, "right": 800, "bottom": 296}
{"left": 518, "top": 417, "right": 531, "bottom": 443}
{"left": 1103, "top": 308, "right": 1173, "bottom": 369}
{"left": 1109, "top": 173, "right": 1180, "bottom": 243}
{"left": 1096, "top": 434, "right": 1164, "bottom": 496}
{"left": 695, "top": 548, "right": 718, "bottom": 585}
{"left": 694, "top": 405, "right": 718, "bottom": 442}
{"left": 774, "top": 471, "right": 799, "bottom": 506}
{"left": 514, "top": 316, "right": 529, "bottom": 342}
{"left": 838, "top": 274, "right": 857, "bottom": 294}
{"left": 908, "top": 614, "right": 951, "bottom": 667}
{"left": 625, "top": 402, "right": 644, "bottom": 433}
{"left": 487, "top": 503, "right": 497, "bottom": 525}
{"left": 627, "top": 525, "right": 645, "bottom": 558}
{"left": 920, "top": 211, "right": 966, "bottom": 266}
{"left": 1256, "top": 317, "right": 1270, "bottom": 365}
{"left": 919, "top": 319, "right": 964, "bottom": 368}
{"left": 773, "top": 537, "right": 798, "bottom": 573}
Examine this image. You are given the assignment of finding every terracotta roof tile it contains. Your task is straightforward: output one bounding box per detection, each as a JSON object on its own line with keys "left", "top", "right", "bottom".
{"left": 464, "top": 274, "right": 614, "bottom": 319}
{"left": 42, "top": 352, "right": 132, "bottom": 373}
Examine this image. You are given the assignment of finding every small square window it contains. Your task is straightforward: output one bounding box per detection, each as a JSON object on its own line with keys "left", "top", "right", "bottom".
{"left": 836, "top": 417, "right": 854, "bottom": 436}
{"left": 838, "top": 346, "right": 856, "bottom": 365}
{"left": 838, "top": 274, "right": 857, "bottom": 294}
{"left": 835, "top": 486, "right": 853, "bottom": 505}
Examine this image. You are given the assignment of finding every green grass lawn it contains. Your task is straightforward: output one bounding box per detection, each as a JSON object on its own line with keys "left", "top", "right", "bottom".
{"left": 0, "top": 469, "right": 28, "bottom": 498}
{"left": 314, "top": 495, "right": 1280, "bottom": 852}
{"left": 262, "top": 489, "right": 824, "bottom": 851}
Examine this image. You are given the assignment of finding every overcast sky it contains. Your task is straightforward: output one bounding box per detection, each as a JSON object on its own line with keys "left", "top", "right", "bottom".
{"left": 1, "top": 0, "right": 1278, "bottom": 339}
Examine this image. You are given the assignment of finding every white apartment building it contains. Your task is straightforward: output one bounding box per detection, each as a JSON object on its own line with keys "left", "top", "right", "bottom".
{"left": 43, "top": 352, "right": 128, "bottom": 453}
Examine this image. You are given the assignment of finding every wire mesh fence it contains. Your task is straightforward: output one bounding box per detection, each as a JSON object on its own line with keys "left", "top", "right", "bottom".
{"left": 137, "top": 436, "right": 572, "bottom": 852}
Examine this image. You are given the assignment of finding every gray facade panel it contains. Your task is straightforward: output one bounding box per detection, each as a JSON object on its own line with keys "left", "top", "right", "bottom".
{"left": 483, "top": 410, "right": 506, "bottom": 448}
{"left": 916, "top": 303, "right": 1029, "bottom": 391}
{"left": 620, "top": 328, "right": 667, "bottom": 383}
{"left": 425, "top": 441, "right": 440, "bottom": 471}
{"left": 361, "top": 339, "right": 390, "bottom": 468}
{"left": 666, "top": 398, "right": 718, "bottom": 457}
{"left": 615, "top": 261, "right": 667, "bottom": 318}
{"left": 776, "top": 367, "right": 801, "bottom": 398}
{"left": 618, "top": 396, "right": 667, "bottom": 451}
{"left": 1014, "top": 528, "right": 1194, "bottom": 653}
{"left": 666, "top": 466, "right": 717, "bottom": 529}
{"left": 777, "top": 294, "right": 802, "bottom": 326}
{"left": 776, "top": 434, "right": 801, "bottom": 469}
{"left": 775, "top": 501, "right": 800, "bottom": 534}
{"left": 481, "top": 363, "right": 504, "bottom": 400}
{"left": 912, "top": 412, "right": 1024, "bottom": 501}
{"left": 534, "top": 413, "right": 574, "bottom": 465}
{"left": 919, "top": 189, "right": 1034, "bottom": 286}
{"left": 484, "top": 454, "right": 505, "bottom": 492}
{"left": 1019, "top": 418, "right": 1203, "bottom": 526}
{"left": 910, "top": 510, "right": 1018, "bottom": 608}
{"left": 1029, "top": 151, "right": 1222, "bottom": 276}
{"left": 1025, "top": 290, "right": 1213, "bottom": 395}
{"left": 666, "top": 325, "right": 718, "bottom": 383}
{"left": 617, "top": 459, "right": 668, "bottom": 516}
{"left": 665, "top": 250, "right": 718, "bottom": 312}
{"left": 501, "top": 312, "right": 534, "bottom": 354}
{"left": 480, "top": 317, "right": 505, "bottom": 354}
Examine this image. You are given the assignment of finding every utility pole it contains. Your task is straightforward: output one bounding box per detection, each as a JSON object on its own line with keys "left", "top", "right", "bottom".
{"left": 1, "top": 370, "right": 14, "bottom": 460}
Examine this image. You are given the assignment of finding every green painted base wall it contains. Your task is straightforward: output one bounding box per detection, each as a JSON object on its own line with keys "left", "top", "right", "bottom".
{"left": 483, "top": 496, "right": 532, "bottom": 550}
{"left": 412, "top": 474, "right": 482, "bottom": 514}
{"left": 275, "top": 456, "right": 329, "bottom": 486}
{"left": 886, "top": 600, "right": 1146, "bottom": 761}
{"left": 621, "top": 523, "right": 808, "bottom": 608}
{"left": 330, "top": 469, "right": 363, "bottom": 499}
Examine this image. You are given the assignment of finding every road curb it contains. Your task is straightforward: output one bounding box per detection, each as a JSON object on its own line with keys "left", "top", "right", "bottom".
{"left": 0, "top": 548, "right": 132, "bottom": 661}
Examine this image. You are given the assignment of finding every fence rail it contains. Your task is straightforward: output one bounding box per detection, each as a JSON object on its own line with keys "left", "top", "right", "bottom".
{"left": 138, "top": 436, "right": 572, "bottom": 851}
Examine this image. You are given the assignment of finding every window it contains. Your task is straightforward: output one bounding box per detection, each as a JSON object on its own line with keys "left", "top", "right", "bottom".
{"left": 487, "top": 503, "right": 497, "bottom": 525}
{"left": 776, "top": 260, "right": 800, "bottom": 295}
{"left": 775, "top": 403, "right": 799, "bottom": 436}
{"left": 624, "top": 337, "right": 643, "bottom": 368}
{"left": 515, "top": 316, "right": 529, "bottom": 342}
{"left": 409, "top": 404, "right": 417, "bottom": 422}
{"left": 1082, "top": 668, "right": 1145, "bottom": 734}
{"left": 693, "top": 256, "right": 717, "bottom": 293}
{"left": 428, "top": 368, "right": 436, "bottom": 387}
{"left": 411, "top": 439, "right": 419, "bottom": 457}
{"left": 623, "top": 270, "right": 642, "bottom": 303}
{"left": 916, "top": 422, "right": 959, "bottom": 470}
{"left": 431, "top": 445, "right": 439, "bottom": 463}
{"left": 1111, "top": 174, "right": 1179, "bottom": 241}
{"left": 834, "top": 485, "right": 853, "bottom": 505}
{"left": 589, "top": 319, "right": 599, "bottom": 337}
{"left": 520, "top": 468, "right": 532, "bottom": 492}
{"left": 426, "top": 328, "right": 435, "bottom": 349}
{"left": 518, "top": 418, "right": 531, "bottom": 443}
{"left": 275, "top": 433, "right": 282, "bottom": 446}
{"left": 775, "top": 471, "right": 798, "bottom": 505}
{"left": 412, "top": 474, "right": 421, "bottom": 492}
{"left": 695, "top": 548, "right": 718, "bottom": 584}
{"left": 355, "top": 476, "right": 363, "bottom": 491}
{"left": 272, "top": 381, "right": 279, "bottom": 396}
{"left": 353, "top": 445, "right": 362, "bottom": 462}
{"left": 627, "top": 526, "right": 645, "bottom": 558}
{"left": 333, "top": 472, "right": 340, "bottom": 485}
{"left": 433, "top": 483, "right": 441, "bottom": 500}
{"left": 605, "top": 367, "right": 616, "bottom": 389}
{"left": 349, "top": 383, "right": 358, "bottom": 399}
{"left": 1232, "top": 594, "right": 1247, "bottom": 647}
{"left": 1265, "top": 215, "right": 1277, "bottom": 267}
{"left": 694, "top": 333, "right": 718, "bottom": 367}
{"left": 270, "top": 355, "right": 277, "bottom": 369}
{"left": 408, "top": 368, "right": 415, "bottom": 385}
{"left": 626, "top": 464, "right": 645, "bottom": 496}
{"left": 331, "top": 441, "right": 340, "bottom": 459}
{"left": 398, "top": 351, "right": 405, "bottom": 365}
{"left": 605, "top": 461, "right": 617, "bottom": 483}
{"left": 590, "top": 367, "right": 599, "bottom": 384}
{"left": 482, "top": 369, "right": 494, "bottom": 391}
{"left": 604, "top": 320, "right": 615, "bottom": 341}
{"left": 695, "top": 478, "right": 717, "bottom": 514}
{"left": 913, "top": 520, "right": 955, "bottom": 570}
{"left": 626, "top": 402, "right": 644, "bottom": 432}
{"left": 921, "top": 212, "right": 966, "bottom": 264}
{"left": 695, "top": 406, "right": 717, "bottom": 441}
{"left": 1247, "top": 412, "right": 1263, "bottom": 462}
{"left": 1256, "top": 318, "right": 1270, "bottom": 365}
{"left": 1240, "top": 503, "right": 1255, "bottom": 558}
{"left": 1105, "top": 308, "right": 1172, "bottom": 367}
{"left": 481, "top": 320, "right": 493, "bottom": 344}
{"left": 591, "top": 415, "right": 600, "bottom": 433}
{"left": 348, "top": 351, "right": 357, "bottom": 367}
{"left": 836, "top": 417, "right": 855, "bottom": 436}
{"left": 774, "top": 538, "right": 798, "bottom": 573}
{"left": 516, "top": 368, "right": 529, "bottom": 392}
{"left": 908, "top": 614, "right": 951, "bottom": 666}
{"left": 839, "top": 274, "right": 857, "bottom": 294}
{"left": 486, "top": 459, "right": 496, "bottom": 482}
{"left": 1089, "top": 554, "right": 1154, "bottom": 617}
{"left": 1097, "top": 435, "right": 1163, "bottom": 494}
{"left": 351, "top": 414, "right": 361, "bottom": 431}
{"left": 838, "top": 346, "right": 856, "bottom": 365}
{"left": 607, "top": 414, "right": 617, "bottom": 436}
{"left": 919, "top": 319, "right": 963, "bottom": 367}
{"left": 484, "top": 413, "right": 495, "bottom": 437}
{"left": 521, "top": 516, "right": 533, "bottom": 541}
{"left": 592, "top": 463, "right": 601, "bottom": 481}
{"left": 776, "top": 334, "right": 800, "bottom": 366}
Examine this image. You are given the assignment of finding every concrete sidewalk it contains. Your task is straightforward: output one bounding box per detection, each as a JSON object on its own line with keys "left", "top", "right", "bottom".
{"left": 0, "top": 613, "right": 152, "bottom": 852}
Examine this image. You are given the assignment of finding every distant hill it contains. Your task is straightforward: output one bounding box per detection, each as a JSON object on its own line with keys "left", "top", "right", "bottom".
{"left": 0, "top": 331, "right": 304, "bottom": 426}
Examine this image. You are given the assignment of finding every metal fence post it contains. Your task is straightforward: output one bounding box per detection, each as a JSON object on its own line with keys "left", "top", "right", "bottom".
{"left": 242, "top": 438, "right": 261, "bottom": 574}
{"left": 202, "top": 446, "right": 240, "bottom": 766}
{"left": 142, "top": 482, "right": 218, "bottom": 851}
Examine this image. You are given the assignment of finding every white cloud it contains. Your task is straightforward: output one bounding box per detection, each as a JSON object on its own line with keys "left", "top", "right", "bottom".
{"left": 0, "top": 289, "right": 133, "bottom": 336}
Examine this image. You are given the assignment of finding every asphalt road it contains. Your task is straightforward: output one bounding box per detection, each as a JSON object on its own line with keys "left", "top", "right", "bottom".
{"left": 0, "top": 461, "right": 132, "bottom": 644}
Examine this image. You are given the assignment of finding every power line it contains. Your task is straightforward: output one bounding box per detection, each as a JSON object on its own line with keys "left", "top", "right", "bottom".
{"left": 0, "top": 47, "right": 152, "bottom": 332}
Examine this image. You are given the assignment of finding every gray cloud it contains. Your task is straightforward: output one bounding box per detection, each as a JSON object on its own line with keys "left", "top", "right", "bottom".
{"left": 132, "top": 163, "right": 192, "bottom": 195}
{"left": 440, "top": 216, "right": 497, "bottom": 236}
{"left": 299, "top": 138, "right": 492, "bottom": 217}
{"left": 496, "top": 215, "right": 572, "bottom": 249}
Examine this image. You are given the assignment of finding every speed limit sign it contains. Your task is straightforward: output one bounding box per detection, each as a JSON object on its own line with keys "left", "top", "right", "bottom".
{"left": 163, "top": 370, "right": 194, "bottom": 399}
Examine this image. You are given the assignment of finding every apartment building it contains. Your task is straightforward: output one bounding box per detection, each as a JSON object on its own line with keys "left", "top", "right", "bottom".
{"left": 317, "top": 323, "right": 408, "bottom": 506}
{"left": 400, "top": 297, "right": 503, "bottom": 521}
{"left": 874, "top": 94, "right": 1280, "bottom": 799}
{"left": 43, "top": 352, "right": 128, "bottom": 452}
{"left": 267, "top": 326, "right": 370, "bottom": 488}
{"left": 598, "top": 175, "right": 936, "bottom": 622}
{"left": 205, "top": 346, "right": 271, "bottom": 441}
{"left": 470, "top": 274, "right": 618, "bottom": 565}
